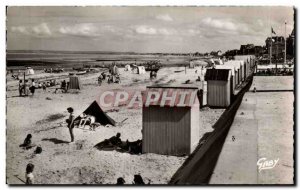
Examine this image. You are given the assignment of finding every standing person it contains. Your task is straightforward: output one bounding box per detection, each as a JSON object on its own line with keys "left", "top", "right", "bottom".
{"left": 66, "top": 107, "right": 75, "bottom": 143}
{"left": 98, "top": 75, "right": 102, "bottom": 86}
{"left": 61, "top": 80, "right": 67, "bottom": 92}
{"left": 24, "top": 80, "right": 30, "bottom": 96}
{"left": 25, "top": 163, "right": 34, "bottom": 184}
{"left": 42, "top": 82, "right": 47, "bottom": 92}
{"left": 30, "top": 79, "right": 36, "bottom": 96}
{"left": 19, "top": 80, "right": 23, "bottom": 96}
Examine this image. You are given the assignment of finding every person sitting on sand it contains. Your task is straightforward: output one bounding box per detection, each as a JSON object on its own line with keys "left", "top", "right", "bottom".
{"left": 116, "top": 177, "right": 125, "bottom": 185}
{"left": 128, "top": 140, "right": 142, "bottom": 155}
{"left": 78, "top": 113, "right": 87, "bottom": 127}
{"left": 25, "top": 163, "right": 34, "bottom": 184}
{"left": 94, "top": 133, "right": 122, "bottom": 150}
{"left": 78, "top": 114, "right": 96, "bottom": 130}
{"left": 109, "top": 133, "right": 122, "bottom": 146}
{"left": 133, "top": 174, "right": 145, "bottom": 185}
{"left": 19, "top": 134, "right": 35, "bottom": 150}
{"left": 55, "top": 80, "right": 67, "bottom": 93}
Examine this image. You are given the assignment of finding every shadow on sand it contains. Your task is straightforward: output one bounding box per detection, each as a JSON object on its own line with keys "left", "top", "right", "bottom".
{"left": 42, "top": 138, "right": 69, "bottom": 144}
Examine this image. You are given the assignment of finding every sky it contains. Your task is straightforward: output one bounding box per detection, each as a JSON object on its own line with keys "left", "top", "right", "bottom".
{"left": 6, "top": 6, "right": 294, "bottom": 53}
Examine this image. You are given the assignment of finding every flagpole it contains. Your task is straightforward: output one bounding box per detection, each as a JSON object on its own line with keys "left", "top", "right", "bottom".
{"left": 270, "top": 28, "right": 272, "bottom": 65}
{"left": 284, "top": 21, "right": 287, "bottom": 67}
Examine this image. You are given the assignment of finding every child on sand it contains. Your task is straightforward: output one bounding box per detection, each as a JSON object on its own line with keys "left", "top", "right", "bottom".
{"left": 25, "top": 163, "right": 34, "bottom": 184}
{"left": 66, "top": 107, "right": 75, "bottom": 143}
{"left": 19, "top": 134, "right": 35, "bottom": 150}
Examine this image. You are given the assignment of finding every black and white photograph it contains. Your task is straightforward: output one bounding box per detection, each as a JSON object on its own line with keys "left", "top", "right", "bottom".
{"left": 5, "top": 6, "right": 295, "bottom": 185}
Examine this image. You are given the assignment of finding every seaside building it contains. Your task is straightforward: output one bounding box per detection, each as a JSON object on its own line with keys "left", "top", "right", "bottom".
{"left": 142, "top": 86, "right": 200, "bottom": 156}
{"left": 205, "top": 69, "right": 233, "bottom": 107}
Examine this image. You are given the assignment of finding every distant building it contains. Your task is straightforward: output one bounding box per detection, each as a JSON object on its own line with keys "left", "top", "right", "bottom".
{"left": 224, "top": 49, "right": 239, "bottom": 58}
{"left": 210, "top": 50, "right": 222, "bottom": 57}
{"left": 240, "top": 44, "right": 255, "bottom": 55}
{"left": 265, "top": 36, "right": 285, "bottom": 59}
{"left": 286, "top": 29, "right": 295, "bottom": 58}
{"left": 254, "top": 46, "right": 265, "bottom": 56}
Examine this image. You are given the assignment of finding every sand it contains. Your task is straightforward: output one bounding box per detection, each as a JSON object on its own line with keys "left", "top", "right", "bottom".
{"left": 6, "top": 66, "right": 223, "bottom": 184}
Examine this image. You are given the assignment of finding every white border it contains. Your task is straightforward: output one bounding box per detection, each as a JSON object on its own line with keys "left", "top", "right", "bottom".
{"left": 1, "top": 1, "right": 298, "bottom": 190}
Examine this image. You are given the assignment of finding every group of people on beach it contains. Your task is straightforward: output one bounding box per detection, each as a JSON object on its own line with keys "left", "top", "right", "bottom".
{"left": 18, "top": 105, "right": 146, "bottom": 185}
{"left": 19, "top": 133, "right": 42, "bottom": 184}
{"left": 18, "top": 78, "right": 68, "bottom": 96}
{"left": 117, "top": 174, "right": 150, "bottom": 185}
{"left": 98, "top": 71, "right": 121, "bottom": 85}
{"left": 18, "top": 79, "right": 36, "bottom": 96}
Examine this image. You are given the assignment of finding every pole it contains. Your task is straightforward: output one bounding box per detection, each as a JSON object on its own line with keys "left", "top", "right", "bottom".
{"left": 276, "top": 43, "right": 278, "bottom": 74}
{"left": 284, "top": 21, "right": 287, "bottom": 67}
{"left": 270, "top": 30, "right": 272, "bottom": 65}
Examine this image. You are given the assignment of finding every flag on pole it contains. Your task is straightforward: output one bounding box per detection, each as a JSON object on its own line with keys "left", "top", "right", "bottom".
{"left": 271, "top": 27, "right": 276, "bottom": 35}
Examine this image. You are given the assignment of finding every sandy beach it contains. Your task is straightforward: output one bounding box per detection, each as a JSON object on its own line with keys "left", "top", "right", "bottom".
{"left": 6, "top": 66, "right": 223, "bottom": 184}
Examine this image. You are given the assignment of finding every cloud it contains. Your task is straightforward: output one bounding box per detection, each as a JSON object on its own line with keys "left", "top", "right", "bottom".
{"left": 202, "top": 17, "right": 238, "bottom": 31}
{"left": 11, "top": 26, "right": 29, "bottom": 35}
{"left": 11, "top": 23, "right": 52, "bottom": 37}
{"left": 58, "top": 23, "right": 126, "bottom": 38}
{"left": 157, "top": 28, "right": 176, "bottom": 35}
{"left": 201, "top": 17, "right": 253, "bottom": 37}
{"left": 59, "top": 23, "right": 100, "bottom": 37}
{"left": 32, "top": 23, "right": 52, "bottom": 36}
{"left": 134, "top": 25, "right": 157, "bottom": 35}
{"left": 134, "top": 25, "right": 176, "bottom": 35}
{"left": 156, "top": 14, "right": 173, "bottom": 22}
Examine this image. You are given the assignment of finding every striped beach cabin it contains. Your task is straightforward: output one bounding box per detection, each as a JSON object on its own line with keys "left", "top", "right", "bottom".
{"left": 205, "top": 68, "right": 233, "bottom": 107}
{"left": 142, "top": 86, "right": 200, "bottom": 156}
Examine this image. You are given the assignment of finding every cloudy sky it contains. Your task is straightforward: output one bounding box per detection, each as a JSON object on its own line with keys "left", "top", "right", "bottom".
{"left": 7, "top": 6, "right": 294, "bottom": 53}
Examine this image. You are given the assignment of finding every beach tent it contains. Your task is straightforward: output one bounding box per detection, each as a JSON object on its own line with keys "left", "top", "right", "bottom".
{"left": 189, "top": 61, "right": 195, "bottom": 68}
{"left": 26, "top": 67, "right": 34, "bottom": 75}
{"left": 137, "top": 66, "right": 146, "bottom": 74}
{"left": 69, "top": 75, "right": 81, "bottom": 90}
{"left": 124, "top": 64, "right": 131, "bottom": 71}
{"left": 76, "top": 101, "right": 116, "bottom": 126}
{"left": 211, "top": 58, "right": 223, "bottom": 65}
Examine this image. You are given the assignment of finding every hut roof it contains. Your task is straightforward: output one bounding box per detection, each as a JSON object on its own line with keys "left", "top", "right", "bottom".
{"left": 215, "top": 65, "right": 236, "bottom": 75}
{"left": 144, "top": 86, "right": 199, "bottom": 107}
{"left": 205, "top": 68, "right": 231, "bottom": 81}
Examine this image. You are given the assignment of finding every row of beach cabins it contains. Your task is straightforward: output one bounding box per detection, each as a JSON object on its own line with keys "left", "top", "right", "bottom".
{"left": 204, "top": 55, "right": 256, "bottom": 107}
{"left": 142, "top": 55, "right": 256, "bottom": 156}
